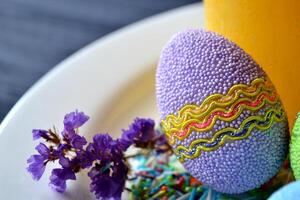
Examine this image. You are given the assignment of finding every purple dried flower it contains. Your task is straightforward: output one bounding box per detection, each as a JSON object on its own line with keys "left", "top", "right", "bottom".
{"left": 58, "top": 150, "right": 93, "bottom": 170}
{"left": 35, "top": 143, "right": 51, "bottom": 157}
{"left": 59, "top": 156, "right": 71, "bottom": 168}
{"left": 88, "top": 162, "right": 127, "bottom": 200}
{"left": 70, "top": 134, "right": 87, "bottom": 150}
{"left": 49, "top": 150, "right": 92, "bottom": 192}
{"left": 56, "top": 143, "right": 70, "bottom": 154}
{"left": 87, "top": 133, "right": 128, "bottom": 199}
{"left": 153, "top": 133, "right": 172, "bottom": 154}
{"left": 63, "top": 110, "right": 89, "bottom": 132}
{"left": 119, "top": 118, "right": 156, "bottom": 149}
{"left": 61, "top": 111, "right": 89, "bottom": 150}
{"left": 155, "top": 133, "right": 167, "bottom": 146}
{"left": 27, "top": 155, "right": 46, "bottom": 181}
{"left": 32, "top": 129, "right": 49, "bottom": 140}
{"left": 49, "top": 168, "right": 76, "bottom": 193}
{"left": 27, "top": 143, "right": 50, "bottom": 180}
{"left": 28, "top": 111, "right": 89, "bottom": 188}
{"left": 75, "top": 150, "right": 94, "bottom": 169}
{"left": 87, "top": 133, "right": 124, "bottom": 162}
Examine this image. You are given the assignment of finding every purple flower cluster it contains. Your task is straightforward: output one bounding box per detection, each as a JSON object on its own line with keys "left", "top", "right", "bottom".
{"left": 27, "top": 112, "right": 169, "bottom": 199}
{"left": 27, "top": 110, "right": 91, "bottom": 192}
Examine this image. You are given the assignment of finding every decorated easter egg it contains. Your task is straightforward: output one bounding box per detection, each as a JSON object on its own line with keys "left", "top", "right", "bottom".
{"left": 290, "top": 113, "right": 300, "bottom": 180}
{"left": 156, "top": 29, "right": 289, "bottom": 194}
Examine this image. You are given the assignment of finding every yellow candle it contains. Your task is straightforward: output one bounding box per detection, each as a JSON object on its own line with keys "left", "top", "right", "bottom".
{"left": 205, "top": 0, "right": 300, "bottom": 128}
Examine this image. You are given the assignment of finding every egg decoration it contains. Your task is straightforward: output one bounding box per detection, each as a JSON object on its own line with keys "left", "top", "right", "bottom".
{"left": 156, "top": 29, "right": 289, "bottom": 194}
{"left": 290, "top": 113, "right": 300, "bottom": 180}
{"left": 268, "top": 181, "right": 300, "bottom": 200}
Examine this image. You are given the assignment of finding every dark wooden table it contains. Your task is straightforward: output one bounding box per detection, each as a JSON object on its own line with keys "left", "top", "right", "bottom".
{"left": 0, "top": 0, "right": 200, "bottom": 121}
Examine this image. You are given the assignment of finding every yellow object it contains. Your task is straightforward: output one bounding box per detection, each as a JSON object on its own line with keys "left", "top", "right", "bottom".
{"left": 204, "top": 0, "right": 300, "bottom": 128}
{"left": 175, "top": 107, "right": 285, "bottom": 162}
{"left": 162, "top": 78, "right": 277, "bottom": 145}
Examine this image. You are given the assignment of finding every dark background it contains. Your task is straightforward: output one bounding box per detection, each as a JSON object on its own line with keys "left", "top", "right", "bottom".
{"left": 0, "top": 0, "right": 200, "bottom": 121}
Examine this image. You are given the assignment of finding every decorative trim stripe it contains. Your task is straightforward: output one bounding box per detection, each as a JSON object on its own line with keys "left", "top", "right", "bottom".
{"left": 174, "top": 107, "right": 285, "bottom": 162}
{"left": 162, "top": 78, "right": 278, "bottom": 145}
{"left": 167, "top": 92, "right": 278, "bottom": 144}
{"left": 163, "top": 78, "right": 271, "bottom": 127}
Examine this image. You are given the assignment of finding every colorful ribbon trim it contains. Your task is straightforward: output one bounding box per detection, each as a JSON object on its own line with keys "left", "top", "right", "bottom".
{"left": 163, "top": 78, "right": 271, "bottom": 126}
{"left": 161, "top": 78, "right": 278, "bottom": 145}
{"left": 175, "top": 107, "right": 285, "bottom": 162}
{"left": 169, "top": 92, "right": 277, "bottom": 144}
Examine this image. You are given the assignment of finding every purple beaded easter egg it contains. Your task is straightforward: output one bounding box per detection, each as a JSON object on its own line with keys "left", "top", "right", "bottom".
{"left": 156, "top": 29, "right": 289, "bottom": 194}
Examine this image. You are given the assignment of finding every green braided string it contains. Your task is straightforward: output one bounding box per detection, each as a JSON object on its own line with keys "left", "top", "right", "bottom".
{"left": 291, "top": 112, "right": 300, "bottom": 180}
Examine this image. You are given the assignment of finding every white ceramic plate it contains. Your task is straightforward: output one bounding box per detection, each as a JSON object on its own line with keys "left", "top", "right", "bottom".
{"left": 0, "top": 3, "right": 203, "bottom": 199}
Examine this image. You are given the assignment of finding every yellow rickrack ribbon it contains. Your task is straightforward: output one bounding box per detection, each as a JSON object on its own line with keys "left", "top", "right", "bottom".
{"left": 161, "top": 77, "right": 277, "bottom": 145}
{"left": 167, "top": 92, "right": 278, "bottom": 144}
{"left": 174, "top": 107, "right": 285, "bottom": 162}
{"left": 164, "top": 78, "right": 269, "bottom": 125}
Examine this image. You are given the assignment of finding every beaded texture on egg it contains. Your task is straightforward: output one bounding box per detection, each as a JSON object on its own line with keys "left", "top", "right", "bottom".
{"left": 156, "top": 29, "right": 289, "bottom": 194}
